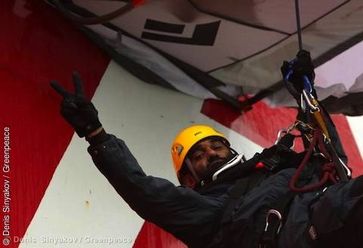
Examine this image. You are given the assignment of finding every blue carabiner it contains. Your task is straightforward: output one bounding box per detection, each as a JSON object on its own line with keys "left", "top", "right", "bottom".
{"left": 303, "top": 75, "right": 313, "bottom": 94}
{"left": 284, "top": 59, "right": 313, "bottom": 94}
{"left": 284, "top": 59, "right": 296, "bottom": 82}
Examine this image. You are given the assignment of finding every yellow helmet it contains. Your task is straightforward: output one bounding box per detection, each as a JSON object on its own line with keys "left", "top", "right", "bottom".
{"left": 171, "top": 125, "right": 228, "bottom": 176}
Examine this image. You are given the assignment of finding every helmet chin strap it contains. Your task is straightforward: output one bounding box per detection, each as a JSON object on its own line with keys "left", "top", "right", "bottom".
{"left": 211, "top": 153, "right": 244, "bottom": 181}
{"left": 185, "top": 158, "right": 201, "bottom": 183}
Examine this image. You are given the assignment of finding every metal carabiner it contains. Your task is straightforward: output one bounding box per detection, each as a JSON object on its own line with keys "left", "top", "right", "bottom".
{"left": 323, "top": 138, "right": 352, "bottom": 179}
{"left": 264, "top": 209, "right": 282, "bottom": 233}
{"left": 274, "top": 129, "right": 288, "bottom": 145}
{"left": 302, "top": 90, "right": 319, "bottom": 112}
{"left": 303, "top": 75, "right": 313, "bottom": 94}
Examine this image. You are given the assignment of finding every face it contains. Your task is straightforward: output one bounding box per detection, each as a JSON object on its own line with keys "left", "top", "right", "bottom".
{"left": 187, "top": 138, "right": 232, "bottom": 179}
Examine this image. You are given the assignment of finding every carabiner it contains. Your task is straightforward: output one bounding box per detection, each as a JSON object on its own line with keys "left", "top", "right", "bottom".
{"left": 302, "top": 90, "right": 319, "bottom": 112}
{"left": 264, "top": 209, "right": 282, "bottom": 233}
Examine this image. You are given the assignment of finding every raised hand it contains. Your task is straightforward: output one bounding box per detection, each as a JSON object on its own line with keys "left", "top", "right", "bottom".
{"left": 51, "top": 71, "right": 102, "bottom": 137}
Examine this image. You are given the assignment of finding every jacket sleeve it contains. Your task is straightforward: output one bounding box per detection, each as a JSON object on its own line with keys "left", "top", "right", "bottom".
{"left": 87, "top": 134, "right": 224, "bottom": 245}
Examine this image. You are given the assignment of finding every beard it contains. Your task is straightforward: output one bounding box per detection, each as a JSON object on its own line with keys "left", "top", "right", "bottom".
{"left": 199, "top": 153, "right": 235, "bottom": 181}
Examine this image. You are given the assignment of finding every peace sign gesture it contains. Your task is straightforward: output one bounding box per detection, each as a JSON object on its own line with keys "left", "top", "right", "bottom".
{"left": 51, "top": 71, "right": 85, "bottom": 101}
{"left": 51, "top": 71, "right": 102, "bottom": 137}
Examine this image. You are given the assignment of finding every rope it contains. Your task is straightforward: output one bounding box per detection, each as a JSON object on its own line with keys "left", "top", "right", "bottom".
{"left": 53, "top": 0, "right": 136, "bottom": 25}
{"left": 288, "top": 129, "right": 337, "bottom": 192}
{"left": 294, "top": 0, "right": 303, "bottom": 50}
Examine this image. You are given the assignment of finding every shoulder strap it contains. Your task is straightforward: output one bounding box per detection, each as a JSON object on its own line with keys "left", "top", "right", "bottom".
{"left": 221, "top": 171, "right": 268, "bottom": 223}
{"left": 207, "top": 172, "right": 267, "bottom": 248}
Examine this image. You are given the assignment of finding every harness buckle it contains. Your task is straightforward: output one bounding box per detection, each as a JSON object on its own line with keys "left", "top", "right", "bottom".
{"left": 259, "top": 157, "right": 280, "bottom": 172}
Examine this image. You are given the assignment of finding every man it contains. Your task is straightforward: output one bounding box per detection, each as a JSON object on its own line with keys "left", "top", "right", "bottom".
{"left": 51, "top": 52, "right": 363, "bottom": 248}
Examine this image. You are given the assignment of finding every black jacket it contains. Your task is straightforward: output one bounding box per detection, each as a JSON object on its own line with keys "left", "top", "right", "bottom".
{"left": 87, "top": 134, "right": 361, "bottom": 248}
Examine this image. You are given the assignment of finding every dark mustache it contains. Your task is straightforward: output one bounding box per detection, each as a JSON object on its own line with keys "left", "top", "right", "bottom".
{"left": 199, "top": 153, "right": 236, "bottom": 182}
{"left": 207, "top": 156, "right": 226, "bottom": 169}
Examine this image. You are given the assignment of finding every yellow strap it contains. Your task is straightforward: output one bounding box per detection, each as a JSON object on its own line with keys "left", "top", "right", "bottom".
{"left": 310, "top": 98, "right": 330, "bottom": 140}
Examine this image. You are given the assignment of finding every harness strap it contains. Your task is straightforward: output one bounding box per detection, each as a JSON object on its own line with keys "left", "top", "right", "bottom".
{"left": 221, "top": 172, "right": 267, "bottom": 223}
{"left": 207, "top": 136, "right": 300, "bottom": 247}
{"left": 207, "top": 172, "right": 267, "bottom": 248}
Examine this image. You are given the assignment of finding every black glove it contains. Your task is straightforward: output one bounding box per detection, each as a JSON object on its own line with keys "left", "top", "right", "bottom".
{"left": 51, "top": 71, "right": 102, "bottom": 137}
{"left": 281, "top": 50, "right": 315, "bottom": 97}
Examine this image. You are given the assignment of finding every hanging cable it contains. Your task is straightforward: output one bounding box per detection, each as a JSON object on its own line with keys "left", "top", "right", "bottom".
{"left": 294, "top": 0, "right": 303, "bottom": 51}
